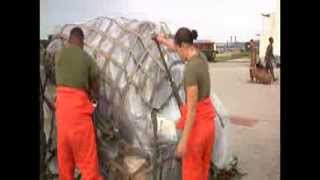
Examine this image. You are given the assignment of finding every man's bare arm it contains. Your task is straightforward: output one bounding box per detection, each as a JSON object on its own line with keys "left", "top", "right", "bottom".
{"left": 89, "top": 56, "right": 100, "bottom": 101}
{"left": 91, "top": 78, "right": 100, "bottom": 95}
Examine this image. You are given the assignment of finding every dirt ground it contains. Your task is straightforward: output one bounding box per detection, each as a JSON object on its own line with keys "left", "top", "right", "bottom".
{"left": 209, "top": 59, "right": 280, "bottom": 180}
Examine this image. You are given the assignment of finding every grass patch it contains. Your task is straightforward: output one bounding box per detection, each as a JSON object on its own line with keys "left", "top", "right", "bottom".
{"left": 215, "top": 55, "right": 231, "bottom": 62}
{"left": 215, "top": 51, "right": 250, "bottom": 62}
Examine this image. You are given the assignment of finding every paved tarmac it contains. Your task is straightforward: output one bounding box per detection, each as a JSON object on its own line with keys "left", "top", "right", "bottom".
{"left": 209, "top": 59, "right": 280, "bottom": 180}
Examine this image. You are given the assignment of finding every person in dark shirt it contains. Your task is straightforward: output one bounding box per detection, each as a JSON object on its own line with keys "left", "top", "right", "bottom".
{"left": 265, "top": 37, "right": 277, "bottom": 81}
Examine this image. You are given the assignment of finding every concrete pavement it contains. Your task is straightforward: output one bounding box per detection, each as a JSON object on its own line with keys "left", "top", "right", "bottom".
{"left": 209, "top": 59, "right": 280, "bottom": 180}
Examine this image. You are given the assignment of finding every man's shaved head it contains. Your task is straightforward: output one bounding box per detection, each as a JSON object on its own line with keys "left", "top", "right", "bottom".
{"left": 70, "top": 27, "right": 84, "bottom": 40}
{"left": 69, "top": 27, "right": 84, "bottom": 48}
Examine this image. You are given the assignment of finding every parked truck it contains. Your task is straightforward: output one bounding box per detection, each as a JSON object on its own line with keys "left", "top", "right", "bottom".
{"left": 194, "top": 40, "right": 216, "bottom": 62}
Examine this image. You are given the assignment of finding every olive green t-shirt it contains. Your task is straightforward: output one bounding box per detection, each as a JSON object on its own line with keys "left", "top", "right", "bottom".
{"left": 55, "top": 44, "right": 99, "bottom": 92}
{"left": 183, "top": 52, "right": 211, "bottom": 101}
{"left": 265, "top": 44, "right": 274, "bottom": 62}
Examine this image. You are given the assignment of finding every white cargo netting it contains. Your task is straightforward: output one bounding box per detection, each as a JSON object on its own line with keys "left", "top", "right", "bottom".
{"left": 40, "top": 16, "right": 235, "bottom": 180}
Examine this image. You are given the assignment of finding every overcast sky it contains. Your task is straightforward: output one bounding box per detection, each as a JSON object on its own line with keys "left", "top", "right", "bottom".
{"left": 41, "top": 0, "right": 278, "bottom": 42}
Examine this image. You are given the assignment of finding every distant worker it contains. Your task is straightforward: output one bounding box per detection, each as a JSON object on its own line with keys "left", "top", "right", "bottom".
{"left": 156, "top": 28, "right": 216, "bottom": 180}
{"left": 249, "top": 39, "right": 257, "bottom": 82}
{"left": 55, "top": 27, "right": 102, "bottom": 180}
{"left": 265, "top": 37, "right": 277, "bottom": 81}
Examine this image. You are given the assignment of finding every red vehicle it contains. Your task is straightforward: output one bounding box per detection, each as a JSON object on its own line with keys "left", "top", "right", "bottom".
{"left": 193, "top": 40, "right": 216, "bottom": 62}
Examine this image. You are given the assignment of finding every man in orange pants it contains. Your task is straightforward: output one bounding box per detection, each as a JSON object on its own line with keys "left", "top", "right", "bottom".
{"left": 156, "top": 27, "right": 216, "bottom": 180}
{"left": 55, "top": 27, "right": 103, "bottom": 180}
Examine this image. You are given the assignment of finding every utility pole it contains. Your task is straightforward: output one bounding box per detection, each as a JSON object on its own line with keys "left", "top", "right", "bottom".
{"left": 261, "top": 13, "right": 271, "bottom": 35}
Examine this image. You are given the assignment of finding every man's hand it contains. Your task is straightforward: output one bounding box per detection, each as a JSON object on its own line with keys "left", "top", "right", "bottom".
{"left": 92, "top": 99, "right": 98, "bottom": 108}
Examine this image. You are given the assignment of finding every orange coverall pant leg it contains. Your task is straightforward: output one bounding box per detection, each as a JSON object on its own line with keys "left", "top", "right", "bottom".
{"left": 181, "top": 122, "right": 215, "bottom": 180}
{"left": 178, "top": 97, "right": 216, "bottom": 180}
{"left": 55, "top": 86, "right": 102, "bottom": 180}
